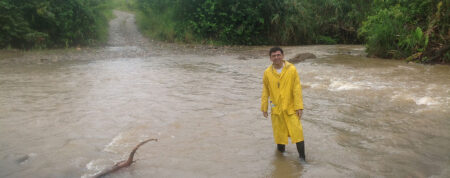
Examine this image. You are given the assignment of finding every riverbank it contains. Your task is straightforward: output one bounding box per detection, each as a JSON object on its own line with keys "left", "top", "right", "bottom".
{"left": 0, "top": 9, "right": 367, "bottom": 65}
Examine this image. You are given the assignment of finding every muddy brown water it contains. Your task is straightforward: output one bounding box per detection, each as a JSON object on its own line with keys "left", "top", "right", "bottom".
{"left": 1, "top": 11, "right": 449, "bottom": 178}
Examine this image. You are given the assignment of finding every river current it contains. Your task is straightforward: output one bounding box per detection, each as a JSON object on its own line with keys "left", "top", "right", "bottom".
{"left": 1, "top": 11, "right": 449, "bottom": 178}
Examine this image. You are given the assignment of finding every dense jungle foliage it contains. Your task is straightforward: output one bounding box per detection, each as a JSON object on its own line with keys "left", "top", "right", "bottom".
{"left": 135, "top": 0, "right": 449, "bottom": 63}
{"left": 359, "top": 0, "right": 449, "bottom": 63}
{"left": 0, "top": 0, "right": 112, "bottom": 49}
{"left": 134, "top": 0, "right": 371, "bottom": 45}
{"left": 1, "top": 0, "right": 448, "bottom": 63}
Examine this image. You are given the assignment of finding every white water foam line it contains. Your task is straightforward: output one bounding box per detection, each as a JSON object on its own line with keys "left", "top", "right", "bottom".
{"left": 328, "top": 81, "right": 363, "bottom": 91}
{"left": 82, "top": 159, "right": 112, "bottom": 178}
{"left": 391, "top": 93, "right": 442, "bottom": 106}
{"left": 302, "top": 82, "right": 327, "bottom": 90}
{"left": 415, "top": 96, "right": 440, "bottom": 106}
{"left": 102, "top": 127, "right": 155, "bottom": 154}
{"left": 86, "top": 160, "right": 99, "bottom": 171}
{"left": 310, "top": 83, "right": 327, "bottom": 89}
{"left": 103, "top": 133, "right": 125, "bottom": 153}
{"left": 306, "top": 78, "right": 390, "bottom": 91}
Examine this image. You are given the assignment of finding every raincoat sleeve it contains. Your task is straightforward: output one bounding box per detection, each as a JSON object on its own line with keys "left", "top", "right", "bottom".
{"left": 261, "top": 72, "right": 270, "bottom": 112}
{"left": 293, "top": 68, "right": 304, "bottom": 110}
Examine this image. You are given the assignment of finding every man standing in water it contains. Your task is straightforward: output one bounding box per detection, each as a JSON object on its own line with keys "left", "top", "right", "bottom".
{"left": 261, "top": 47, "right": 306, "bottom": 161}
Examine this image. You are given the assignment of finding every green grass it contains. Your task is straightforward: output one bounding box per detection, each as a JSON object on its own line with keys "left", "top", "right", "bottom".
{"left": 135, "top": 8, "right": 178, "bottom": 42}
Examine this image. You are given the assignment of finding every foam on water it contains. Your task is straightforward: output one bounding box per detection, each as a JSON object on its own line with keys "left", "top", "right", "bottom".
{"left": 82, "top": 159, "right": 109, "bottom": 178}
{"left": 302, "top": 82, "right": 327, "bottom": 90}
{"left": 86, "top": 160, "right": 98, "bottom": 170}
{"left": 328, "top": 80, "right": 362, "bottom": 91}
{"left": 103, "top": 133, "right": 125, "bottom": 153}
{"left": 391, "top": 93, "right": 441, "bottom": 106}
{"left": 415, "top": 96, "right": 440, "bottom": 106}
{"left": 310, "top": 83, "right": 327, "bottom": 89}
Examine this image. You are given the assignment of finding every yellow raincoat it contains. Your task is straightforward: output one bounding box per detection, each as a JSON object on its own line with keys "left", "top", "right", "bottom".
{"left": 261, "top": 61, "right": 304, "bottom": 144}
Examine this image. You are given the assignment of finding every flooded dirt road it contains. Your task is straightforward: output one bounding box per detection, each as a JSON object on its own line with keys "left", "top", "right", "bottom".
{"left": 1, "top": 11, "right": 449, "bottom": 178}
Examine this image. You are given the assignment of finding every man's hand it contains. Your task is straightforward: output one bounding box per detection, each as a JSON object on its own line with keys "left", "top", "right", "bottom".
{"left": 263, "top": 112, "right": 268, "bottom": 118}
{"left": 296, "top": 109, "right": 303, "bottom": 119}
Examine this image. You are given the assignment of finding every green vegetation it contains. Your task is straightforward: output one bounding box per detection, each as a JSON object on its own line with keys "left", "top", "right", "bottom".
{"left": 1, "top": 0, "right": 448, "bottom": 63}
{"left": 134, "top": 0, "right": 448, "bottom": 63}
{"left": 134, "top": 0, "right": 372, "bottom": 45}
{"left": 108, "top": 0, "right": 135, "bottom": 12}
{"left": 0, "top": 0, "right": 113, "bottom": 49}
{"left": 359, "top": 0, "right": 449, "bottom": 63}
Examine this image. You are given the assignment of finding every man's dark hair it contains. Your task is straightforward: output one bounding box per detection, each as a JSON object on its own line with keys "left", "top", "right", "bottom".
{"left": 269, "top": 46, "right": 284, "bottom": 56}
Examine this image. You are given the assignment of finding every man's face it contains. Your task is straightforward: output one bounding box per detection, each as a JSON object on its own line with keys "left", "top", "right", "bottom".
{"left": 270, "top": 50, "right": 284, "bottom": 65}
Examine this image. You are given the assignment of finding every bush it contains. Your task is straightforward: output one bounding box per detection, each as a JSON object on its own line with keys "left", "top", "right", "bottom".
{"left": 134, "top": 0, "right": 371, "bottom": 45}
{"left": 358, "top": 6, "right": 409, "bottom": 58}
{"left": 134, "top": 0, "right": 448, "bottom": 63}
{"left": 359, "top": 0, "right": 449, "bottom": 63}
{"left": 0, "top": 0, "right": 111, "bottom": 49}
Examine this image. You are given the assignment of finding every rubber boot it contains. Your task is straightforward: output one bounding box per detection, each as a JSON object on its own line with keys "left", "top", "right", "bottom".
{"left": 277, "top": 144, "right": 285, "bottom": 153}
{"left": 296, "top": 141, "right": 306, "bottom": 161}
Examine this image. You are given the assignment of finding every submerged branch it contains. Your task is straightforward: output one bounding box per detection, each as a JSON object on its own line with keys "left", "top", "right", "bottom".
{"left": 93, "top": 138, "right": 158, "bottom": 178}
